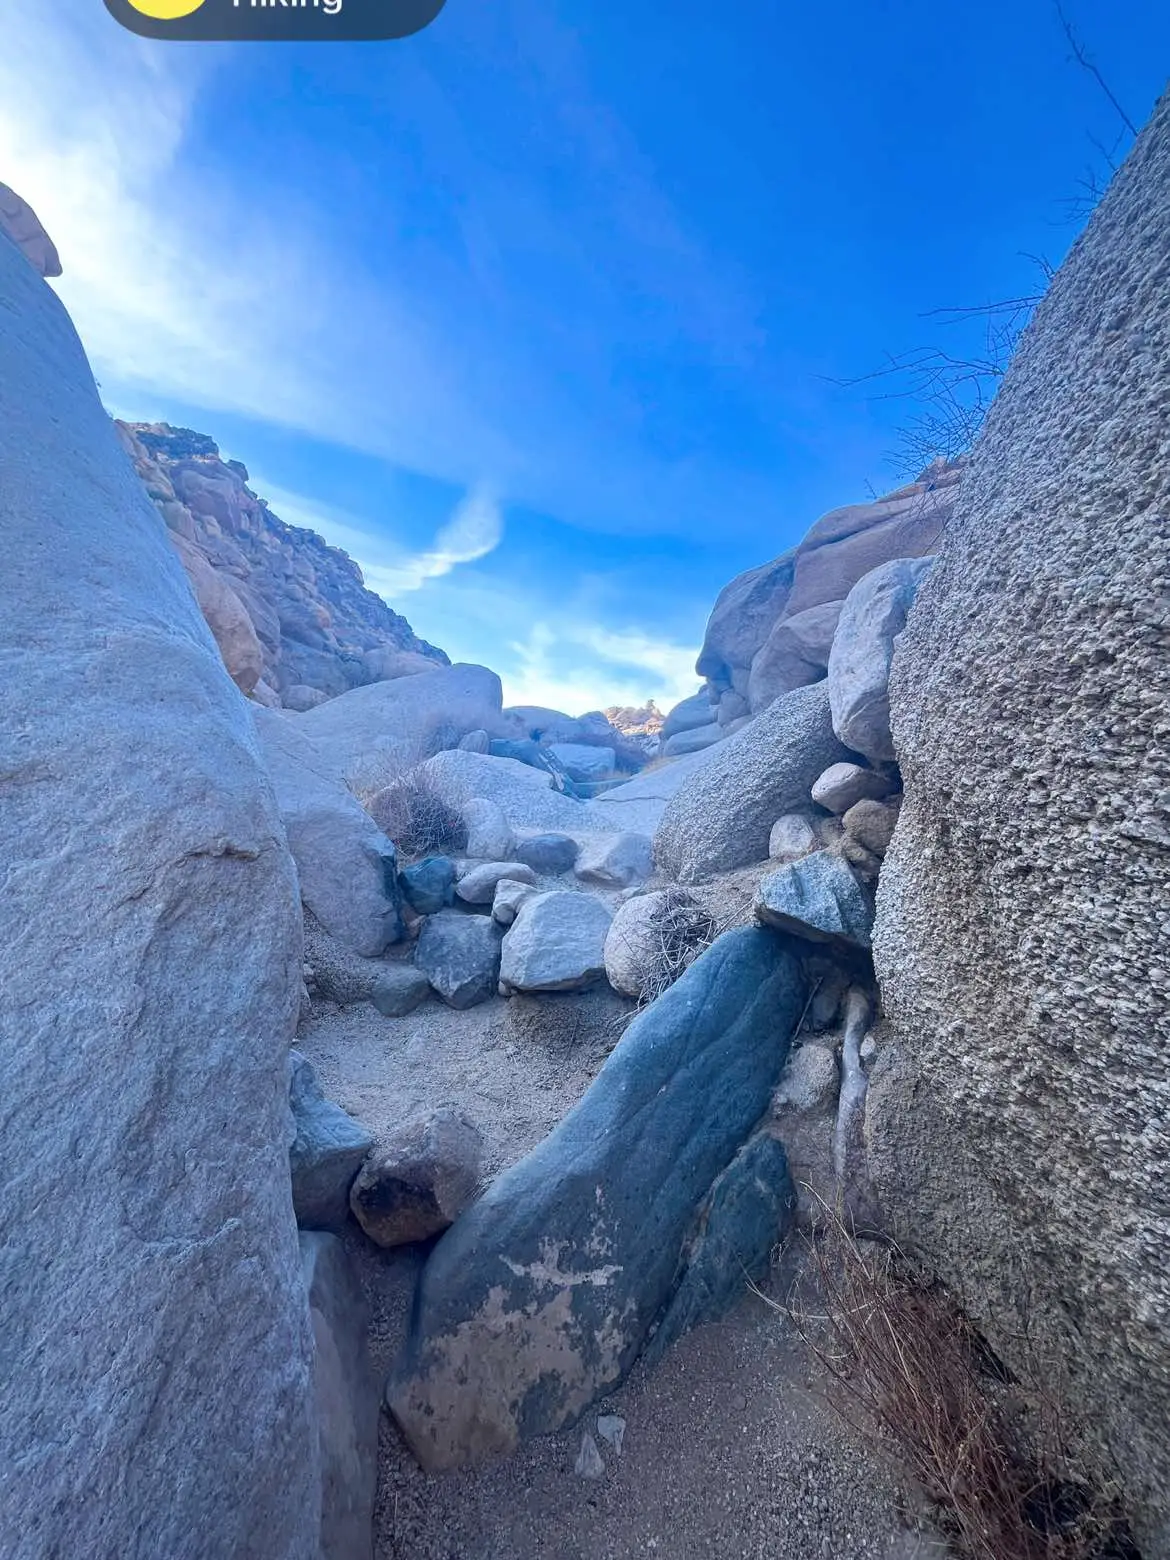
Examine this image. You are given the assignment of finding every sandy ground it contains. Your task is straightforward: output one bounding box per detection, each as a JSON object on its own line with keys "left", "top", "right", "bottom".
{"left": 301, "top": 968, "right": 938, "bottom": 1560}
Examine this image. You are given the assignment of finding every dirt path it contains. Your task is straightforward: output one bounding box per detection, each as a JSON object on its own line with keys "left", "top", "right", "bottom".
{"left": 301, "top": 982, "right": 937, "bottom": 1560}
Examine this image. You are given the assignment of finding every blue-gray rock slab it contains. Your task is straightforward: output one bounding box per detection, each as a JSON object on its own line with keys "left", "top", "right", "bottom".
{"left": 754, "top": 850, "right": 873, "bottom": 951}
{"left": 398, "top": 856, "right": 456, "bottom": 916}
{"left": 645, "top": 1131, "right": 795, "bottom": 1364}
{"left": 654, "top": 681, "right": 852, "bottom": 883}
{"left": 300, "top": 1232, "right": 378, "bottom": 1560}
{"left": 662, "top": 721, "right": 723, "bottom": 758}
{"left": 385, "top": 925, "right": 807, "bottom": 1470}
{"left": 289, "top": 1052, "right": 375, "bottom": 1231}
{"left": 415, "top": 911, "right": 502, "bottom": 1009}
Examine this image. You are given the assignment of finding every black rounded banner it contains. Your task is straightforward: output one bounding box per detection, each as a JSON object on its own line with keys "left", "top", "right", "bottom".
{"left": 104, "top": 0, "right": 447, "bottom": 42}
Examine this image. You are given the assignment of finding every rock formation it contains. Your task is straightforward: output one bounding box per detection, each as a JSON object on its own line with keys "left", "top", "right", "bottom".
{"left": 871, "top": 87, "right": 1170, "bottom": 1553}
{"left": 0, "top": 222, "right": 318, "bottom": 1556}
{"left": 116, "top": 421, "right": 447, "bottom": 703}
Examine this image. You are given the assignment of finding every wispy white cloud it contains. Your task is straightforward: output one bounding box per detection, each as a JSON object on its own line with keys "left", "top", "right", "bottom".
{"left": 252, "top": 477, "right": 503, "bottom": 597}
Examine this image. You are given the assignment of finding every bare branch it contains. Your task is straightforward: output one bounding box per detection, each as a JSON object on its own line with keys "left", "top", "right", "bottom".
{"left": 1054, "top": 0, "right": 1138, "bottom": 138}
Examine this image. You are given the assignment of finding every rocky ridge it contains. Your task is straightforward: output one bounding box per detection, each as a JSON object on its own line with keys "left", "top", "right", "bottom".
{"left": 116, "top": 421, "right": 448, "bottom": 707}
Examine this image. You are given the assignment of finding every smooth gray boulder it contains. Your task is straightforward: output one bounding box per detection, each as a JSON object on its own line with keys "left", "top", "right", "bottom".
{"left": 655, "top": 682, "right": 852, "bottom": 883}
{"left": 255, "top": 706, "right": 403, "bottom": 957}
{"left": 603, "top": 889, "right": 672, "bottom": 1000}
{"left": 747, "top": 598, "right": 844, "bottom": 713}
{"left": 827, "top": 556, "right": 934, "bottom": 765}
{"left": 843, "top": 797, "right": 900, "bottom": 858}
{"left": 0, "top": 235, "right": 318, "bottom": 1558}
{"left": 422, "top": 749, "right": 590, "bottom": 834}
{"left": 663, "top": 721, "right": 722, "bottom": 757}
{"left": 291, "top": 662, "right": 504, "bottom": 788}
{"left": 455, "top": 860, "right": 537, "bottom": 905}
{"left": 459, "top": 797, "right": 514, "bottom": 861}
{"left": 349, "top": 1109, "right": 484, "bottom": 1248}
{"left": 387, "top": 927, "right": 807, "bottom": 1468}
{"left": 512, "top": 832, "right": 580, "bottom": 874}
{"left": 754, "top": 851, "right": 873, "bottom": 951}
{"left": 661, "top": 690, "right": 714, "bottom": 740}
{"left": 548, "top": 742, "right": 616, "bottom": 782}
{"left": 289, "top": 1053, "right": 375, "bottom": 1230}
{"left": 499, "top": 892, "right": 613, "bottom": 993}
{"left": 415, "top": 912, "right": 502, "bottom": 1009}
{"left": 457, "top": 728, "right": 490, "bottom": 753}
{"left": 810, "top": 760, "right": 893, "bottom": 815}
{"left": 575, "top": 831, "right": 653, "bottom": 888}
{"left": 300, "top": 1233, "right": 378, "bottom": 1560}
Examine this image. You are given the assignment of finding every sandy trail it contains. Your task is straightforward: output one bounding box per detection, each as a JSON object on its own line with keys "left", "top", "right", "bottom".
{"left": 300, "top": 984, "right": 934, "bottom": 1560}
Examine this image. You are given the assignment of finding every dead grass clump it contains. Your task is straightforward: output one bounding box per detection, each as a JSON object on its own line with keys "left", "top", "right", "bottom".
{"left": 787, "top": 1219, "right": 1138, "bottom": 1560}
{"left": 637, "top": 889, "right": 721, "bottom": 1006}
{"left": 367, "top": 771, "right": 467, "bottom": 860}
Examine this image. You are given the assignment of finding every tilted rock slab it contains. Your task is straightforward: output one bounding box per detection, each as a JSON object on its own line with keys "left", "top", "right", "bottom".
{"left": 654, "top": 681, "right": 851, "bottom": 882}
{"left": 387, "top": 926, "right": 807, "bottom": 1469}
{"left": 254, "top": 705, "right": 404, "bottom": 957}
{"left": 0, "top": 238, "right": 318, "bottom": 1557}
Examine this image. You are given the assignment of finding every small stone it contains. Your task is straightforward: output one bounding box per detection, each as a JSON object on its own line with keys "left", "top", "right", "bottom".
{"left": 575, "top": 832, "right": 653, "bottom": 889}
{"left": 399, "top": 857, "right": 457, "bottom": 916}
{"left": 596, "top": 1415, "right": 626, "bottom": 1456}
{"left": 769, "top": 813, "right": 820, "bottom": 863}
{"left": 574, "top": 1432, "right": 605, "bottom": 1481}
{"left": 349, "top": 1108, "right": 483, "bottom": 1248}
{"left": 288, "top": 1053, "right": 374, "bottom": 1232}
{"left": 415, "top": 912, "right": 501, "bottom": 1009}
{"left": 754, "top": 851, "right": 873, "bottom": 951}
{"left": 491, "top": 878, "right": 539, "bottom": 927}
{"left": 842, "top": 797, "right": 900, "bottom": 858}
{"left": 513, "top": 832, "right": 580, "bottom": 875}
{"left": 460, "top": 798, "right": 514, "bottom": 861}
{"left": 455, "top": 861, "right": 537, "bottom": 906}
{"left": 457, "top": 729, "right": 490, "bottom": 753}
{"left": 810, "top": 762, "right": 892, "bottom": 815}
{"left": 370, "top": 965, "right": 430, "bottom": 1017}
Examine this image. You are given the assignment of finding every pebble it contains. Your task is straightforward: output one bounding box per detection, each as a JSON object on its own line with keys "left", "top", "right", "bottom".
{"left": 574, "top": 1432, "right": 605, "bottom": 1481}
{"left": 597, "top": 1414, "right": 626, "bottom": 1456}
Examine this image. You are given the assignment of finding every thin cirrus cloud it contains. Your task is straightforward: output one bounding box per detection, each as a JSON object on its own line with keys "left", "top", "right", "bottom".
{"left": 253, "top": 479, "right": 504, "bottom": 598}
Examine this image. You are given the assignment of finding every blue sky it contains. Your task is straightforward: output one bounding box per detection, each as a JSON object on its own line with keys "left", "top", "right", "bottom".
{"left": 2, "top": 0, "right": 1168, "bottom": 710}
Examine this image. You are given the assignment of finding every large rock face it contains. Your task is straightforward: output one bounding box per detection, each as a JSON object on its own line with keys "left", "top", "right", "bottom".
{"left": 116, "top": 421, "right": 447, "bottom": 704}
{"left": 872, "top": 93, "right": 1170, "bottom": 1553}
{"left": 654, "top": 682, "right": 851, "bottom": 882}
{"left": 387, "top": 927, "right": 806, "bottom": 1470}
{"left": 0, "top": 239, "right": 317, "bottom": 1555}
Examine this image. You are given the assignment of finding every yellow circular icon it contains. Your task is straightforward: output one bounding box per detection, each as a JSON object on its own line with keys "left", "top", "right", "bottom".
{"left": 126, "top": 0, "right": 207, "bottom": 17}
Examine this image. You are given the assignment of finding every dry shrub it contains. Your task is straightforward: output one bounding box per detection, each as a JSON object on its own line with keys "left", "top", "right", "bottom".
{"left": 784, "top": 1216, "right": 1139, "bottom": 1560}
{"left": 366, "top": 770, "right": 467, "bottom": 860}
{"left": 636, "top": 889, "right": 721, "bottom": 1007}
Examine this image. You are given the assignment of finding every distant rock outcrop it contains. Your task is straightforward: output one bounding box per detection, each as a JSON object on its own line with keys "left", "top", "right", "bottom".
{"left": 696, "top": 461, "right": 960, "bottom": 725}
{"left": 116, "top": 422, "right": 448, "bottom": 705}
